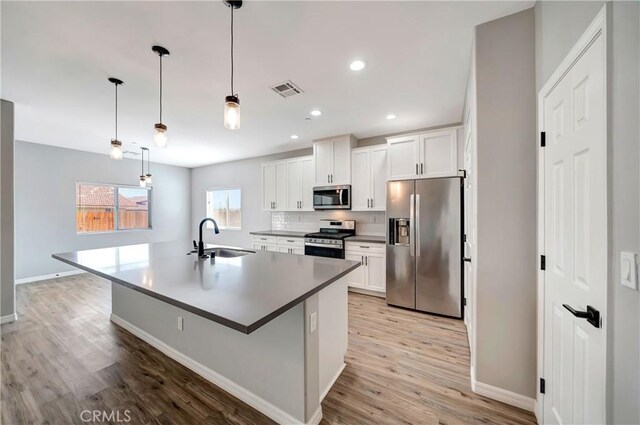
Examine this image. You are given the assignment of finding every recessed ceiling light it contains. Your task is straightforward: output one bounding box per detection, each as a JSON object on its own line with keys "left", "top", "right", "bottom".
{"left": 349, "top": 60, "right": 367, "bottom": 71}
{"left": 386, "top": 114, "right": 397, "bottom": 120}
{"left": 310, "top": 110, "right": 322, "bottom": 117}
{"left": 291, "top": 134, "right": 299, "bottom": 140}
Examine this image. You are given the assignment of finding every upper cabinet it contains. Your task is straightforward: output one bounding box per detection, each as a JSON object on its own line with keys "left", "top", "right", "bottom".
{"left": 262, "top": 161, "right": 287, "bottom": 211}
{"left": 286, "top": 155, "right": 314, "bottom": 211}
{"left": 386, "top": 127, "right": 459, "bottom": 180}
{"left": 351, "top": 145, "right": 387, "bottom": 211}
{"left": 313, "top": 135, "right": 357, "bottom": 186}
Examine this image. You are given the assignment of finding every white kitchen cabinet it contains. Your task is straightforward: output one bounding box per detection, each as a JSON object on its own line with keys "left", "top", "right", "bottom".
{"left": 345, "top": 242, "right": 386, "bottom": 294}
{"left": 351, "top": 145, "right": 387, "bottom": 211}
{"left": 386, "top": 127, "right": 459, "bottom": 180}
{"left": 253, "top": 243, "right": 278, "bottom": 252}
{"left": 286, "top": 155, "right": 314, "bottom": 211}
{"left": 313, "top": 135, "right": 357, "bottom": 186}
{"left": 252, "top": 235, "right": 304, "bottom": 255}
{"left": 262, "top": 161, "right": 287, "bottom": 211}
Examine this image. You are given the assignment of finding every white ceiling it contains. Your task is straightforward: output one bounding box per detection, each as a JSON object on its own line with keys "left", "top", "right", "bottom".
{"left": 1, "top": 1, "right": 533, "bottom": 168}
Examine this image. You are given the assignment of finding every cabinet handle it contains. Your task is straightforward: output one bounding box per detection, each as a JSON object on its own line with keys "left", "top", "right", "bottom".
{"left": 416, "top": 163, "right": 419, "bottom": 175}
{"left": 361, "top": 255, "right": 364, "bottom": 265}
{"left": 328, "top": 174, "right": 330, "bottom": 183}
{"left": 371, "top": 198, "right": 374, "bottom": 208}
{"left": 359, "top": 246, "right": 370, "bottom": 249}
{"left": 365, "top": 256, "right": 368, "bottom": 266}
{"left": 421, "top": 163, "right": 424, "bottom": 174}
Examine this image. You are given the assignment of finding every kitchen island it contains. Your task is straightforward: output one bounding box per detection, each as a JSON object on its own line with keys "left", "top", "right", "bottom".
{"left": 53, "top": 242, "right": 359, "bottom": 425}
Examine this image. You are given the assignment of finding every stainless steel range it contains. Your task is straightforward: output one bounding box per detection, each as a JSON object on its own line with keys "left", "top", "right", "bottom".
{"left": 304, "top": 220, "right": 356, "bottom": 259}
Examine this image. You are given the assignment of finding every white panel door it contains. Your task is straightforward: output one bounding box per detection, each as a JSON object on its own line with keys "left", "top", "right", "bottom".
{"left": 274, "top": 161, "right": 287, "bottom": 211}
{"left": 351, "top": 149, "right": 371, "bottom": 211}
{"left": 345, "top": 252, "right": 365, "bottom": 289}
{"left": 300, "top": 156, "right": 314, "bottom": 211}
{"left": 420, "top": 130, "right": 457, "bottom": 178}
{"left": 543, "top": 32, "right": 606, "bottom": 425}
{"left": 365, "top": 253, "right": 386, "bottom": 293}
{"left": 314, "top": 141, "right": 333, "bottom": 185}
{"left": 370, "top": 146, "right": 387, "bottom": 210}
{"left": 286, "top": 159, "right": 301, "bottom": 211}
{"left": 332, "top": 137, "right": 352, "bottom": 185}
{"left": 387, "top": 135, "right": 419, "bottom": 180}
{"left": 262, "top": 163, "right": 276, "bottom": 211}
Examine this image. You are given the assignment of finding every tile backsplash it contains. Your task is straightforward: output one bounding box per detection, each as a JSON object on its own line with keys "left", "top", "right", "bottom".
{"left": 271, "top": 211, "right": 385, "bottom": 236}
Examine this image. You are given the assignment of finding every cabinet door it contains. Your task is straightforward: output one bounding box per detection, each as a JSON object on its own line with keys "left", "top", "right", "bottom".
{"left": 275, "top": 161, "right": 287, "bottom": 211}
{"left": 331, "top": 137, "right": 352, "bottom": 185}
{"left": 292, "top": 248, "right": 304, "bottom": 256}
{"left": 262, "top": 163, "right": 276, "bottom": 211}
{"left": 278, "top": 246, "right": 291, "bottom": 254}
{"left": 370, "top": 146, "right": 387, "bottom": 210}
{"left": 387, "top": 135, "right": 420, "bottom": 180}
{"left": 420, "top": 130, "right": 457, "bottom": 178}
{"left": 351, "top": 149, "right": 370, "bottom": 211}
{"left": 300, "top": 156, "right": 314, "bottom": 211}
{"left": 314, "top": 141, "right": 333, "bottom": 185}
{"left": 286, "top": 159, "right": 301, "bottom": 211}
{"left": 365, "top": 252, "right": 386, "bottom": 293}
{"left": 345, "top": 252, "right": 366, "bottom": 289}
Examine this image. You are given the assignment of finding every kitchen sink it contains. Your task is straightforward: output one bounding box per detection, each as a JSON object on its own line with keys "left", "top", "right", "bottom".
{"left": 188, "top": 247, "right": 254, "bottom": 258}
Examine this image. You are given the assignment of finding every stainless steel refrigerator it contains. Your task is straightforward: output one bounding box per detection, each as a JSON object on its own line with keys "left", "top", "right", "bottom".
{"left": 386, "top": 177, "right": 463, "bottom": 318}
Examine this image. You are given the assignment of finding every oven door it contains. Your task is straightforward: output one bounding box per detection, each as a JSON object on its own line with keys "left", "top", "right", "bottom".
{"left": 304, "top": 243, "right": 345, "bottom": 259}
{"left": 313, "top": 185, "right": 351, "bottom": 210}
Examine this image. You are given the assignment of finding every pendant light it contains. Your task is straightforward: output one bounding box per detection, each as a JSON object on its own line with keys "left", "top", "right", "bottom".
{"left": 152, "top": 45, "right": 170, "bottom": 148}
{"left": 108, "top": 77, "right": 124, "bottom": 160}
{"left": 223, "top": 0, "right": 242, "bottom": 130}
{"left": 145, "top": 147, "right": 153, "bottom": 184}
{"left": 139, "top": 147, "right": 148, "bottom": 187}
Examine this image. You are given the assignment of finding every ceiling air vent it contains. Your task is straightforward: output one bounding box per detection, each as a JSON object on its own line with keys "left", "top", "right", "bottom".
{"left": 270, "top": 80, "right": 304, "bottom": 98}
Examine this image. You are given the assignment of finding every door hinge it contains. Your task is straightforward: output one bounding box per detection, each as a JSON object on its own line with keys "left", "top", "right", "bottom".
{"left": 463, "top": 298, "right": 467, "bottom": 306}
{"left": 540, "top": 131, "right": 546, "bottom": 147}
{"left": 540, "top": 378, "right": 546, "bottom": 394}
{"left": 463, "top": 234, "right": 467, "bottom": 242}
{"left": 540, "top": 255, "right": 546, "bottom": 270}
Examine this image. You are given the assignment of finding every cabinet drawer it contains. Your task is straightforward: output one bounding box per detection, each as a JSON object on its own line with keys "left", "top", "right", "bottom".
{"left": 252, "top": 235, "right": 278, "bottom": 245}
{"left": 345, "top": 241, "right": 385, "bottom": 254}
{"left": 276, "top": 236, "right": 304, "bottom": 248}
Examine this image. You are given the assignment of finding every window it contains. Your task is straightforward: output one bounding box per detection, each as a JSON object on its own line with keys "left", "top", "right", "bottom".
{"left": 206, "top": 188, "right": 241, "bottom": 230}
{"left": 76, "top": 183, "right": 152, "bottom": 233}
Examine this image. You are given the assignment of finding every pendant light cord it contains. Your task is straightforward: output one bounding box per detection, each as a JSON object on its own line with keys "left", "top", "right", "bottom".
{"left": 141, "top": 148, "right": 144, "bottom": 175}
{"left": 159, "top": 54, "right": 163, "bottom": 123}
{"left": 115, "top": 83, "right": 118, "bottom": 140}
{"left": 147, "top": 148, "right": 151, "bottom": 175}
{"left": 230, "top": 5, "right": 234, "bottom": 96}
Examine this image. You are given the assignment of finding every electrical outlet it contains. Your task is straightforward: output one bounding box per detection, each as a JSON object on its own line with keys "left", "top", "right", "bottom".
{"left": 621, "top": 252, "right": 638, "bottom": 290}
{"left": 177, "top": 316, "right": 184, "bottom": 331}
{"left": 309, "top": 312, "right": 317, "bottom": 333}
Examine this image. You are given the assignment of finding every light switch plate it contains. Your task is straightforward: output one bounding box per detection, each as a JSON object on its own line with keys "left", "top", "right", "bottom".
{"left": 620, "top": 252, "right": 638, "bottom": 290}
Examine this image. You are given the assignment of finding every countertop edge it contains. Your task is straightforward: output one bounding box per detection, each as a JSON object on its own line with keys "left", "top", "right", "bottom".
{"left": 249, "top": 230, "right": 307, "bottom": 238}
{"left": 52, "top": 253, "right": 360, "bottom": 335}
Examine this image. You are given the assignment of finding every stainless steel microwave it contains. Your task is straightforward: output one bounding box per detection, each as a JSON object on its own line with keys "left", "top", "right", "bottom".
{"left": 313, "top": 185, "right": 351, "bottom": 210}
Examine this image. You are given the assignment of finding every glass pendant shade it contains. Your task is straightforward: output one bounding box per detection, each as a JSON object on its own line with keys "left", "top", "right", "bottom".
{"left": 153, "top": 123, "right": 168, "bottom": 148}
{"left": 139, "top": 175, "right": 147, "bottom": 188}
{"left": 224, "top": 95, "right": 240, "bottom": 130}
{"left": 110, "top": 139, "right": 123, "bottom": 160}
{"left": 145, "top": 174, "right": 153, "bottom": 184}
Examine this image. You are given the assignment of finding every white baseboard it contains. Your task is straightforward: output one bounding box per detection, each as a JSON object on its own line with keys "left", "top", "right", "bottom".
{"left": 320, "top": 362, "right": 346, "bottom": 402}
{"left": 473, "top": 380, "right": 535, "bottom": 412}
{"left": 470, "top": 365, "right": 476, "bottom": 392}
{"left": 0, "top": 313, "right": 17, "bottom": 324}
{"left": 347, "top": 287, "right": 385, "bottom": 298}
{"left": 16, "top": 270, "right": 85, "bottom": 285}
{"left": 110, "top": 314, "right": 318, "bottom": 425}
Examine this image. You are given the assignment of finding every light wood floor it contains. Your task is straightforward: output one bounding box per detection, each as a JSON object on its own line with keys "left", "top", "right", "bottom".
{"left": 1, "top": 275, "right": 536, "bottom": 424}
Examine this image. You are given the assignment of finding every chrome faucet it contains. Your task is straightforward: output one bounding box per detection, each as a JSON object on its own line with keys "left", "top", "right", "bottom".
{"left": 198, "top": 218, "right": 220, "bottom": 257}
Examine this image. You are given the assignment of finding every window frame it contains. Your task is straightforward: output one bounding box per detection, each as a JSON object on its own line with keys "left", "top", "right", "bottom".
{"left": 206, "top": 186, "right": 242, "bottom": 231}
{"left": 76, "top": 182, "right": 153, "bottom": 235}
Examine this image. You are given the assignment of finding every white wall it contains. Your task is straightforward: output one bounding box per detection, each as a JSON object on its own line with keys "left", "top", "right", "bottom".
{"left": 14, "top": 141, "right": 191, "bottom": 280}
{"left": 474, "top": 8, "right": 537, "bottom": 399}
{"left": 1, "top": 100, "right": 15, "bottom": 319}
{"left": 535, "top": 2, "right": 640, "bottom": 423}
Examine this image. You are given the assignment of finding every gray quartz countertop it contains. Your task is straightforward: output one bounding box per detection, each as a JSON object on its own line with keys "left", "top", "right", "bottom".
{"left": 250, "top": 230, "right": 308, "bottom": 238}
{"left": 345, "top": 235, "right": 386, "bottom": 244}
{"left": 52, "top": 242, "right": 359, "bottom": 334}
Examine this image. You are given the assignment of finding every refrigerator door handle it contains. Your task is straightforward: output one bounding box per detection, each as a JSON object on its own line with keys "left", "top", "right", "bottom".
{"left": 409, "top": 194, "right": 415, "bottom": 256}
{"left": 416, "top": 194, "right": 421, "bottom": 257}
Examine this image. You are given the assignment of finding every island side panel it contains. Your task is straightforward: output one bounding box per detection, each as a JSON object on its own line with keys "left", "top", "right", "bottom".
{"left": 318, "top": 276, "right": 349, "bottom": 401}
{"left": 111, "top": 283, "right": 307, "bottom": 424}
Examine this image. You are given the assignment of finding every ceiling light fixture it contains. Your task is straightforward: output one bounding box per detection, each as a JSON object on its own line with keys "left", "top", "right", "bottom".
{"left": 223, "top": 0, "right": 243, "bottom": 130}
{"left": 310, "top": 110, "right": 322, "bottom": 117}
{"left": 152, "top": 45, "right": 170, "bottom": 148}
{"left": 108, "top": 77, "right": 124, "bottom": 160}
{"left": 139, "top": 147, "right": 147, "bottom": 187}
{"left": 386, "top": 114, "right": 397, "bottom": 120}
{"left": 349, "top": 60, "right": 366, "bottom": 71}
{"left": 291, "top": 134, "right": 299, "bottom": 140}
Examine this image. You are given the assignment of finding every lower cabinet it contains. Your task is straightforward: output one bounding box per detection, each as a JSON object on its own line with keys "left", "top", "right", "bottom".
{"left": 252, "top": 235, "right": 304, "bottom": 255}
{"left": 345, "top": 242, "right": 386, "bottom": 294}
